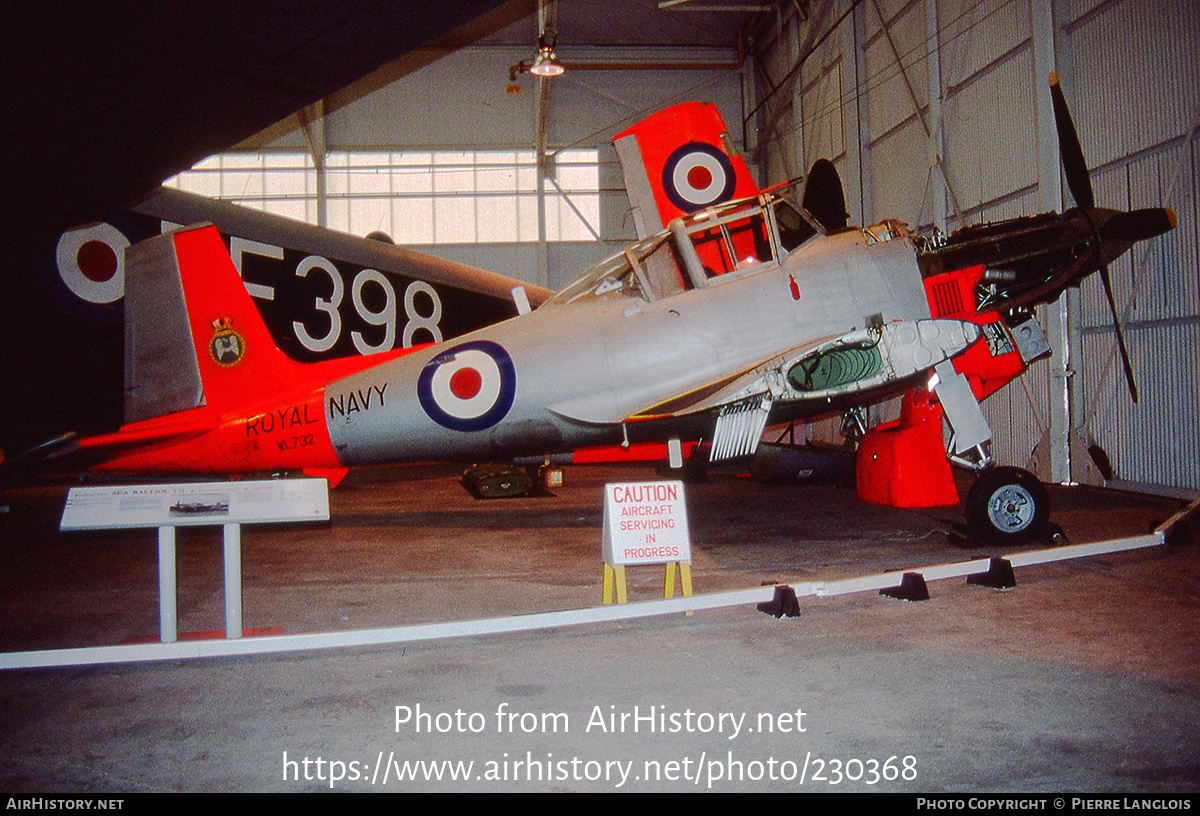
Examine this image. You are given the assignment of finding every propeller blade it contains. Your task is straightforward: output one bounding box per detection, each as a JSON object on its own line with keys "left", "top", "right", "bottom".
{"left": 1100, "top": 207, "right": 1177, "bottom": 243}
{"left": 1049, "top": 73, "right": 1095, "bottom": 210}
{"left": 1097, "top": 265, "right": 1139, "bottom": 403}
{"left": 802, "top": 159, "right": 850, "bottom": 233}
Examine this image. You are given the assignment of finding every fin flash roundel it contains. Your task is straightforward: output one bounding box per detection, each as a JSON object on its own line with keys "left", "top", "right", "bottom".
{"left": 662, "top": 142, "right": 737, "bottom": 212}
{"left": 418, "top": 340, "right": 516, "bottom": 431}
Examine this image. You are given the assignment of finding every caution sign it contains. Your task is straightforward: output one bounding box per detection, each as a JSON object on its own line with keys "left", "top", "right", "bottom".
{"left": 602, "top": 481, "right": 691, "bottom": 566}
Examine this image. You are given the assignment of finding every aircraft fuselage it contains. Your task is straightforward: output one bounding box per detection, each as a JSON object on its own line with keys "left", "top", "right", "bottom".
{"left": 84, "top": 201, "right": 999, "bottom": 480}
{"left": 322, "top": 228, "right": 938, "bottom": 466}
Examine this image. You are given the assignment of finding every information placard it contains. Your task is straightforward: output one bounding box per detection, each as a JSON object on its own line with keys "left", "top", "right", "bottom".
{"left": 60, "top": 478, "right": 329, "bottom": 531}
{"left": 601, "top": 481, "right": 691, "bottom": 566}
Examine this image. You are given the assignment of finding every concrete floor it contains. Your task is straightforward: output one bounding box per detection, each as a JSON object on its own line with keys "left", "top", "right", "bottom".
{"left": 1, "top": 463, "right": 1198, "bottom": 793}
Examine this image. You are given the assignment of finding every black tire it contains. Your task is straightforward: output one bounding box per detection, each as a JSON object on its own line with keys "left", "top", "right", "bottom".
{"left": 965, "top": 466, "right": 1050, "bottom": 547}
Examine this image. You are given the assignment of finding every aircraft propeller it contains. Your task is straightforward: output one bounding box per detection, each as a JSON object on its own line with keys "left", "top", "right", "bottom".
{"left": 1049, "top": 73, "right": 1175, "bottom": 404}
{"left": 802, "top": 159, "right": 850, "bottom": 234}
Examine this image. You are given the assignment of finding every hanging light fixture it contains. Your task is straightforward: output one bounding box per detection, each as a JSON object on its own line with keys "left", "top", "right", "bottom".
{"left": 505, "top": 2, "right": 563, "bottom": 88}
{"left": 528, "top": 34, "right": 564, "bottom": 77}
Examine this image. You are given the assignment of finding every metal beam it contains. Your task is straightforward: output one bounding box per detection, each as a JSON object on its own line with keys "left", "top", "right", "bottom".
{"left": 839, "top": 0, "right": 870, "bottom": 223}
{"left": 1034, "top": 0, "right": 1077, "bottom": 484}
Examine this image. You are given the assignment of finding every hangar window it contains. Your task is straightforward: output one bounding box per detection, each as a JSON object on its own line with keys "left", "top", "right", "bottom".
{"left": 165, "top": 153, "right": 319, "bottom": 224}
{"left": 324, "top": 149, "right": 599, "bottom": 244}
{"left": 167, "top": 149, "right": 600, "bottom": 245}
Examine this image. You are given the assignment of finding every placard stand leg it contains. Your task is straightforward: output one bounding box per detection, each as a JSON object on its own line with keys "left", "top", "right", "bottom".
{"left": 157, "top": 526, "right": 176, "bottom": 643}
{"left": 157, "top": 523, "right": 245, "bottom": 642}
{"left": 58, "top": 478, "right": 329, "bottom": 649}
{"left": 223, "top": 523, "right": 242, "bottom": 639}
{"left": 664, "top": 562, "right": 692, "bottom": 599}
{"left": 602, "top": 563, "right": 627, "bottom": 605}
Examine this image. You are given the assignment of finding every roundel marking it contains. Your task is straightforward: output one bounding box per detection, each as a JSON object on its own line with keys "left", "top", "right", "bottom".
{"left": 662, "top": 141, "right": 737, "bottom": 212}
{"left": 77, "top": 240, "right": 120, "bottom": 283}
{"left": 687, "top": 164, "right": 713, "bottom": 191}
{"left": 418, "top": 340, "right": 516, "bottom": 431}
{"left": 56, "top": 222, "right": 129, "bottom": 304}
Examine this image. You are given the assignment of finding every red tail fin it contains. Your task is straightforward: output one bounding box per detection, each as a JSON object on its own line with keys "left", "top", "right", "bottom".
{"left": 171, "top": 224, "right": 305, "bottom": 410}
{"left": 613, "top": 102, "right": 761, "bottom": 238}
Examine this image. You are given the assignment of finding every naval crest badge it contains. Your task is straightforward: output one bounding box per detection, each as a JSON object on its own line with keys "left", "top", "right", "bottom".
{"left": 209, "top": 318, "right": 245, "bottom": 367}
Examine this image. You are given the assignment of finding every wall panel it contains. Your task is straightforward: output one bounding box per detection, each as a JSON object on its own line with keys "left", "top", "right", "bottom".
{"left": 864, "top": 0, "right": 929, "bottom": 142}
{"left": 938, "top": 0, "right": 1031, "bottom": 89}
{"left": 868, "top": 116, "right": 932, "bottom": 223}
{"left": 1070, "top": 0, "right": 1200, "bottom": 174}
{"left": 1064, "top": 0, "right": 1200, "bottom": 489}
{"left": 757, "top": 0, "right": 1199, "bottom": 490}
{"left": 941, "top": 47, "right": 1037, "bottom": 215}
{"left": 800, "top": 60, "right": 847, "bottom": 168}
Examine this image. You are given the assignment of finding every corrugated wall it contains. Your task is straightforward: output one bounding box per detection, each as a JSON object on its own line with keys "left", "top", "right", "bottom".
{"left": 762, "top": 0, "right": 1199, "bottom": 490}
{"left": 1066, "top": 0, "right": 1200, "bottom": 491}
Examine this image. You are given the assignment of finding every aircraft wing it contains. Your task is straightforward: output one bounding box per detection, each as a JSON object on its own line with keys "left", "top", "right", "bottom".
{"left": 547, "top": 316, "right": 983, "bottom": 434}
{"left": 7, "top": 186, "right": 551, "bottom": 455}
{"left": 612, "top": 102, "right": 761, "bottom": 238}
{"left": 133, "top": 188, "right": 553, "bottom": 306}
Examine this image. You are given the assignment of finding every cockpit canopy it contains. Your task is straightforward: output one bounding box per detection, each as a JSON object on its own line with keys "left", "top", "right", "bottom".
{"left": 548, "top": 190, "right": 819, "bottom": 306}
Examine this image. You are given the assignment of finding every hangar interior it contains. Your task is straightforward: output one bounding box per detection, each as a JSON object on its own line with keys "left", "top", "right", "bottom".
{"left": 165, "top": 0, "right": 1199, "bottom": 496}
{"left": 3, "top": 0, "right": 1200, "bottom": 794}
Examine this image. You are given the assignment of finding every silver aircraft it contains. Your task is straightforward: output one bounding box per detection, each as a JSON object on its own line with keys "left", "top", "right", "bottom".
{"left": 41, "top": 77, "right": 1175, "bottom": 548}
{"left": 325, "top": 193, "right": 984, "bottom": 466}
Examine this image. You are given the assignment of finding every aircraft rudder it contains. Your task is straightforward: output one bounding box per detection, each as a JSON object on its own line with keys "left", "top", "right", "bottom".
{"left": 165, "top": 224, "right": 302, "bottom": 411}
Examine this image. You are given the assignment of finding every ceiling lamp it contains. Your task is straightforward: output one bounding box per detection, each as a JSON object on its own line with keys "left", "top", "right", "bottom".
{"left": 528, "top": 35, "right": 564, "bottom": 77}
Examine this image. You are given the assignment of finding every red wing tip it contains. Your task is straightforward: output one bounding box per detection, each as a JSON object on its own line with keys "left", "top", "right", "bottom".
{"left": 1049, "top": 72, "right": 1059, "bottom": 86}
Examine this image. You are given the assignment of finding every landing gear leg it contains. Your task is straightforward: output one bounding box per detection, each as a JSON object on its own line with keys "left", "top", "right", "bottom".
{"left": 932, "top": 360, "right": 1051, "bottom": 547}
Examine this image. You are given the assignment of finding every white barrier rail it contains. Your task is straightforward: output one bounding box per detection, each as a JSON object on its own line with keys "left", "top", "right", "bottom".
{"left": 2, "top": 500, "right": 1195, "bottom": 671}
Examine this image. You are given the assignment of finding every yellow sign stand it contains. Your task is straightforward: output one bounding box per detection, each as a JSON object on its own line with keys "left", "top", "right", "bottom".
{"left": 664, "top": 561, "right": 693, "bottom": 599}
{"left": 602, "top": 563, "right": 626, "bottom": 605}
{"left": 602, "top": 561, "right": 692, "bottom": 605}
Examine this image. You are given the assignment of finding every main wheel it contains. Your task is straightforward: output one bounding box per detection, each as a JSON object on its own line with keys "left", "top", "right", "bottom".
{"left": 965, "top": 466, "right": 1050, "bottom": 547}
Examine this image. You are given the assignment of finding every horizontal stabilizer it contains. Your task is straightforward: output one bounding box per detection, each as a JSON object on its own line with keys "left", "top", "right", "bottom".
{"left": 76, "top": 424, "right": 208, "bottom": 461}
